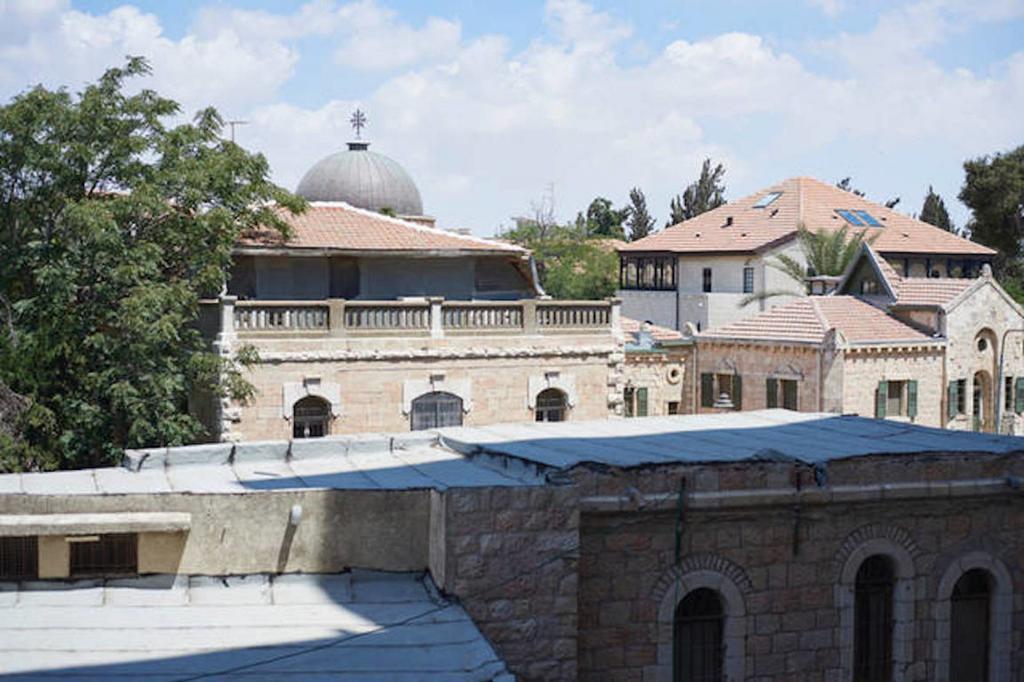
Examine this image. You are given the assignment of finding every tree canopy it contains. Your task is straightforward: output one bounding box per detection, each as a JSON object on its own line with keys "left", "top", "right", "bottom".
{"left": 919, "top": 185, "right": 955, "bottom": 232}
{"left": 960, "top": 144, "right": 1024, "bottom": 267}
{"left": 0, "top": 58, "right": 303, "bottom": 470}
{"left": 668, "top": 158, "right": 726, "bottom": 225}
{"left": 625, "top": 187, "right": 655, "bottom": 241}
{"left": 575, "top": 196, "right": 628, "bottom": 240}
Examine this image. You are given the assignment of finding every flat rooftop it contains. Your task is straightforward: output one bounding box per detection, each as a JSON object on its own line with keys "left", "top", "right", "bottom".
{"left": 0, "top": 571, "right": 510, "bottom": 681}
{"left": 2, "top": 411, "right": 1022, "bottom": 496}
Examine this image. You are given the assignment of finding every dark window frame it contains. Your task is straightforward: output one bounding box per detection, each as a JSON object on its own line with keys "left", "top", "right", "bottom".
{"left": 702, "top": 268, "right": 712, "bottom": 293}
{"left": 69, "top": 533, "right": 138, "bottom": 578}
{"left": 618, "top": 255, "right": 677, "bottom": 291}
{"left": 853, "top": 555, "right": 895, "bottom": 682}
{"left": 293, "top": 395, "right": 331, "bottom": 439}
{"left": 0, "top": 536, "right": 38, "bottom": 580}
{"left": 535, "top": 388, "right": 568, "bottom": 422}
{"left": 742, "top": 267, "right": 754, "bottom": 294}
{"left": 673, "top": 588, "right": 725, "bottom": 682}
{"left": 410, "top": 391, "right": 464, "bottom": 430}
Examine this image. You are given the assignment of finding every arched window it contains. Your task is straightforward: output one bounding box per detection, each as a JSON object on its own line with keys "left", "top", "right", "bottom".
{"left": 293, "top": 396, "right": 330, "bottom": 439}
{"left": 673, "top": 588, "right": 724, "bottom": 682}
{"left": 535, "top": 388, "right": 568, "bottom": 422}
{"left": 410, "top": 391, "right": 463, "bottom": 430}
{"left": 854, "top": 555, "right": 894, "bottom": 682}
{"left": 950, "top": 569, "right": 991, "bottom": 682}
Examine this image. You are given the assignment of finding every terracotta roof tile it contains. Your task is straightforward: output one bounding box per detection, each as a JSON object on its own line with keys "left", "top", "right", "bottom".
{"left": 621, "top": 177, "right": 994, "bottom": 257}
{"left": 621, "top": 316, "right": 684, "bottom": 343}
{"left": 700, "top": 296, "right": 934, "bottom": 345}
{"left": 893, "top": 278, "right": 974, "bottom": 307}
{"left": 238, "top": 202, "right": 526, "bottom": 254}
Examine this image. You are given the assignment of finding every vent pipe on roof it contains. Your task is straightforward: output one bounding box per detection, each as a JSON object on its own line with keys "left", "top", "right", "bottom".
{"left": 725, "top": 216, "right": 733, "bottom": 227}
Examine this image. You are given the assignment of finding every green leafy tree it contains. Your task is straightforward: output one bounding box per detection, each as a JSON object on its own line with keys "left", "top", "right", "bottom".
{"left": 575, "top": 196, "right": 628, "bottom": 239}
{"left": 741, "top": 225, "right": 874, "bottom": 306}
{"left": 625, "top": 187, "right": 655, "bottom": 241}
{"left": 0, "top": 58, "right": 303, "bottom": 469}
{"left": 542, "top": 240, "right": 619, "bottom": 299}
{"left": 959, "top": 145, "right": 1024, "bottom": 269}
{"left": 919, "top": 185, "right": 955, "bottom": 232}
{"left": 667, "top": 158, "right": 726, "bottom": 226}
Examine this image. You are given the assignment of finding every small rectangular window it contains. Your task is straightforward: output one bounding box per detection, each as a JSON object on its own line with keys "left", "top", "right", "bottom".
{"left": 0, "top": 536, "right": 38, "bottom": 580}
{"left": 753, "top": 191, "right": 782, "bottom": 208}
{"left": 742, "top": 267, "right": 754, "bottom": 294}
{"left": 624, "top": 386, "right": 635, "bottom": 418}
{"left": 667, "top": 401, "right": 680, "bottom": 415}
{"left": 886, "top": 381, "right": 906, "bottom": 417}
{"left": 69, "top": 534, "right": 138, "bottom": 577}
{"left": 782, "top": 379, "right": 798, "bottom": 411}
{"left": 702, "top": 268, "right": 712, "bottom": 293}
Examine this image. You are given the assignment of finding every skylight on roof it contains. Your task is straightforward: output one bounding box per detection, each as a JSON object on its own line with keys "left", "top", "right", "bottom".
{"left": 753, "top": 191, "right": 782, "bottom": 208}
{"left": 854, "top": 210, "right": 882, "bottom": 227}
{"left": 836, "top": 209, "right": 864, "bottom": 226}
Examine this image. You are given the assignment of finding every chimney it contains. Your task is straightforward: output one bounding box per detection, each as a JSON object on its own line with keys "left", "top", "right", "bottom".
{"left": 725, "top": 216, "right": 734, "bottom": 227}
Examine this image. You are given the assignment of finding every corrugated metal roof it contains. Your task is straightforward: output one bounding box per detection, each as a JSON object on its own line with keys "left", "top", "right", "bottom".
{"left": 0, "top": 571, "right": 511, "bottom": 680}
{"left": 439, "top": 410, "right": 1024, "bottom": 469}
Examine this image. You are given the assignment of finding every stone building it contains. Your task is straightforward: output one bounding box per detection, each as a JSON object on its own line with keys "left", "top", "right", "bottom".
{"left": 617, "top": 177, "right": 995, "bottom": 332}
{"left": 202, "top": 135, "right": 624, "bottom": 441}
{"left": 686, "top": 245, "right": 1024, "bottom": 433}
{"left": 2, "top": 410, "right": 1022, "bottom": 680}
{"left": 620, "top": 317, "right": 691, "bottom": 418}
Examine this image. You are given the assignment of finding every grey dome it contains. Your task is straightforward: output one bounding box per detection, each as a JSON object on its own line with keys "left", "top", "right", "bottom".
{"left": 295, "top": 142, "right": 424, "bottom": 216}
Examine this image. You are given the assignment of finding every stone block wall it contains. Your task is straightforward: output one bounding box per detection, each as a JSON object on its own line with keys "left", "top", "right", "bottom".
{"left": 840, "top": 346, "right": 944, "bottom": 426}
{"left": 573, "top": 455, "right": 1024, "bottom": 681}
{"left": 621, "top": 352, "right": 687, "bottom": 416}
{"left": 433, "top": 485, "right": 581, "bottom": 681}
{"left": 694, "top": 342, "right": 823, "bottom": 413}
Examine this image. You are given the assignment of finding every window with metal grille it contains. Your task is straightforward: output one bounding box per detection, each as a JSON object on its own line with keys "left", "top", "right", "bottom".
{"left": 69, "top": 534, "right": 137, "bottom": 577}
{"left": 667, "top": 401, "right": 680, "bottom": 415}
{"left": 854, "top": 555, "right": 894, "bottom": 682}
{"left": 535, "top": 388, "right": 568, "bottom": 422}
{"left": 293, "top": 396, "right": 331, "bottom": 439}
{"left": 950, "top": 569, "right": 991, "bottom": 682}
{"left": 410, "top": 391, "right": 464, "bottom": 430}
{"left": 742, "top": 267, "right": 754, "bottom": 294}
{"left": 0, "top": 536, "right": 38, "bottom": 580}
{"left": 673, "top": 587, "right": 724, "bottom": 682}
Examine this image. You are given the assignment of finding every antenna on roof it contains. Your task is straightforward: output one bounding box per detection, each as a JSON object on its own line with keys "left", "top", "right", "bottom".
{"left": 227, "top": 120, "right": 249, "bottom": 143}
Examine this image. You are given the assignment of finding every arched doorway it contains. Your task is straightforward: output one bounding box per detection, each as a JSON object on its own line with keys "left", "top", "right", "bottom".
{"left": 973, "top": 370, "right": 992, "bottom": 432}
{"left": 410, "top": 391, "right": 463, "bottom": 430}
{"left": 854, "top": 555, "right": 895, "bottom": 682}
{"left": 293, "top": 396, "right": 331, "bottom": 438}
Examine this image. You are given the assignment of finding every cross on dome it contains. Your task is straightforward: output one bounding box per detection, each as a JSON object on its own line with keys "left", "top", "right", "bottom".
{"left": 350, "top": 108, "right": 367, "bottom": 139}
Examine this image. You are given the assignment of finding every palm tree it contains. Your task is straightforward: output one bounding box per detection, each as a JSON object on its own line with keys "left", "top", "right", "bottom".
{"left": 741, "top": 224, "right": 875, "bottom": 307}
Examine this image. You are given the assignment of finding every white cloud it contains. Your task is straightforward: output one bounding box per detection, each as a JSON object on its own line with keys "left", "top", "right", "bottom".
{"left": 0, "top": 0, "right": 1020, "bottom": 232}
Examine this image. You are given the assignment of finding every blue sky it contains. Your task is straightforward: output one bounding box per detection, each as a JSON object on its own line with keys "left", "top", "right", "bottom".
{"left": 2, "top": 0, "right": 1023, "bottom": 233}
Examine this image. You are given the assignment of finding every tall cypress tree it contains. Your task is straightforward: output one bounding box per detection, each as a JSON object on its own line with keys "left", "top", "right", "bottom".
{"left": 919, "top": 185, "right": 954, "bottom": 232}
{"left": 626, "top": 187, "right": 655, "bottom": 241}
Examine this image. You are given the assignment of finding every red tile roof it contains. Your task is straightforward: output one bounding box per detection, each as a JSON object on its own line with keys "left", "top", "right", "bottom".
{"left": 621, "top": 316, "right": 684, "bottom": 344}
{"left": 700, "top": 296, "right": 935, "bottom": 345}
{"left": 238, "top": 202, "right": 527, "bottom": 254}
{"left": 621, "top": 177, "right": 994, "bottom": 258}
{"left": 893, "top": 278, "right": 974, "bottom": 307}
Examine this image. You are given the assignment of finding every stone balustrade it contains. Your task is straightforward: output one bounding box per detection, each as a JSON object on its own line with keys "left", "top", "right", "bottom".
{"left": 204, "top": 296, "right": 619, "bottom": 339}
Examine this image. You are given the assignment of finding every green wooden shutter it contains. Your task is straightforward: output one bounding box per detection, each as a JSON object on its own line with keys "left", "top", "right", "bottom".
{"left": 637, "top": 388, "right": 648, "bottom": 417}
{"left": 947, "top": 381, "right": 958, "bottom": 420}
{"left": 1015, "top": 378, "right": 1024, "bottom": 414}
{"left": 876, "top": 380, "right": 888, "bottom": 419}
{"left": 700, "top": 373, "right": 714, "bottom": 408}
{"left": 783, "top": 380, "right": 799, "bottom": 411}
{"left": 907, "top": 380, "right": 918, "bottom": 419}
{"left": 732, "top": 374, "right": 743, "bottom": 410}
{"left": 766, "top": 378, "right": 778, "bottom": 409}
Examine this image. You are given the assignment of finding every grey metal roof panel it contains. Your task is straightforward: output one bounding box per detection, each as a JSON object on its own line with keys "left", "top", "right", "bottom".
{"left": 0, "top": 572, "right": 508, "bottom": 680}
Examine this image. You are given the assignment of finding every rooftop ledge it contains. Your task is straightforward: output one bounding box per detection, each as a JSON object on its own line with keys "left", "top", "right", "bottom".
{"left": 0, "top": 512, "right": 191, "bottom": 536}
{"left": 200, "top": 296, "right": 620, "bottom": 338}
